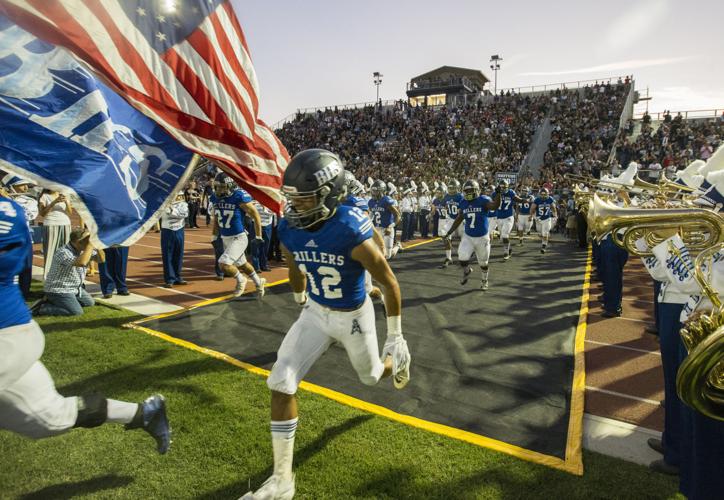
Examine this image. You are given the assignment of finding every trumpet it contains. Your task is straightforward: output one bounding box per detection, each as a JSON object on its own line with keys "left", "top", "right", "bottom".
{"left": 587, "top": 195, "right": 723, "bottom": 256}
{"left": 677, "top": 243, "right": 724, "bottom": 420}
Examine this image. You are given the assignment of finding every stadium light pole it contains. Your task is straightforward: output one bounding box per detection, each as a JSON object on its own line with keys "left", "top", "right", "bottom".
{"left": 489, "top": 54, "right": 502, "bottom": 95}
{"left": 373, "top": 72, "right": 383, "bottom": 104}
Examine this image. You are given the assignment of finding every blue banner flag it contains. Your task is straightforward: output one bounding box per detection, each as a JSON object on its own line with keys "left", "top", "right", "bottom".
{"left": 0, "top": 16, "right": 195, "bottom": 247}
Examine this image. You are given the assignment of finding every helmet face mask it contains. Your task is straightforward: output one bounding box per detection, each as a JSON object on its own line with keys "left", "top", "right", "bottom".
{"left": 447, "top": 180, "right": 461, "bottom": 195}
{"left": 213, "top": 172, "right": 235, "bottom": 198}
{"left": 539, "top": 188, "right": 549, "bottom": 199}
{"left": 370, "top": 180, "right": 386, "bottom": 200}
{"left": 462, "top": 180, "right": 480, "bottom": 201}
{"left": 282, "top": 149, "right": 345, "bottom": 229}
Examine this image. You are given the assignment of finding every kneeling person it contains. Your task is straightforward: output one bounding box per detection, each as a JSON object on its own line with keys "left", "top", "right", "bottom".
{"left": 443, "top": 180, "right": 501, "bottom": 290}
{"left": 35, "top": 228, "right": 103, "bottom": 317}
{"left": 243, "top": 149, "right": 411, "bottom": 500}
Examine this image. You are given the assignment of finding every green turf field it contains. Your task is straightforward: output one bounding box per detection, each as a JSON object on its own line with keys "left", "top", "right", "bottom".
{"left": 0, "top": 294, "right": 680, "bottom": 499}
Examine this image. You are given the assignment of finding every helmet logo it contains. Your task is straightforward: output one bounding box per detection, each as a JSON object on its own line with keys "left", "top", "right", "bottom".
{"left": 313, "top": 161, "right": 341, "bottom": 185}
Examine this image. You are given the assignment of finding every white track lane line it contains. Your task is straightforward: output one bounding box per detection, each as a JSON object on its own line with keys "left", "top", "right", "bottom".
{"left": 124, "top": 277, "right": 208, "bottom": 300}
{"left": 585, "top": 339, "right": 660, "bottom": 356}
{"left": 585, "top": 386, "right": 660, "bottom": 406}
{"left": 127, "top": 255, "right": 216, "bottom": 275}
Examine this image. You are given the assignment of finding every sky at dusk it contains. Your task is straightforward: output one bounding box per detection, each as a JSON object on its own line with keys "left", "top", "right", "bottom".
{"left": 234, "top": 0, "right": 724, "bottom": 126}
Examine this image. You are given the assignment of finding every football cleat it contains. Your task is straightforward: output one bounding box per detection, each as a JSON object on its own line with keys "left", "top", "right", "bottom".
{"left": 256, "top": 277, "right": 267, "bottom": 300}
{"left": 503, "top": 252, "right": 510, "bottom": 261}
{"left": 480, "top": 279, "right": 489, "bottom": 291}
{"left": 234, "top": 277, "right": 247, "bottom": 297}
{"left": 138, "top": 394, "right": 171, "bottom": 454}
{"left": 240, "top": 474, "right": 295, "bottom": 500}
{"left": 438, "top": 258, "right": 453, "bottom": 269}
{"left": 460, "top": 266, "right": 472, "bottom": 285}
{"left": 541, "top": 247, "right": 546, "bottom": 254}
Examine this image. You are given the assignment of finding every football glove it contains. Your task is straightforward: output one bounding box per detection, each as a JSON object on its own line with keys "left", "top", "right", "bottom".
{"left": 381, "top": 317, "right": 410, "bottom": 389}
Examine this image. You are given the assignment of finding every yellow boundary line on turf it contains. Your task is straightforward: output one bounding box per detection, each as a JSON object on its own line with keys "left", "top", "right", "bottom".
{"left": 562, "top": 245, "right": 591, "bottom": 475}
{"left": 126, "top": 238, "right": 587, "bottom": 475}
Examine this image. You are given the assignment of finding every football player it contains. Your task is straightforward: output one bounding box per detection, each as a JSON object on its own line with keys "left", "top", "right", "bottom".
{"left": 516, "top": 187, "right": 535, "bottom": 245}
{"left": 210, "top": 171, "right": 267, "bottom": 297}
{"left": 530, "top": 188, "right": 557, "bottom": 254}
{"left": 343, "top": 172, "right": 384, "bottom": 301}
{"left": 368, "top": 179, "right": 401, "bottom": 259}
{"left": 442, "top": 180, "right": 501, "bottom": 290}
{"left": 433, "top": 180, "right": 463, "bottom": 268}
{"left": 242, "top": 149, "right": 411, "bottom": 500}
{"left": 495, "top": 179, "right": 525, "bottom": 261}
{"left": 0, "top": 195, "right": 171, "bottom": 452}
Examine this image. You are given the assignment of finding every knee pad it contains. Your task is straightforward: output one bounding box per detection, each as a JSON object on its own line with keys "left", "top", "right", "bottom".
{"left": 74, "top": 393, "right": 107, "bottom": 428}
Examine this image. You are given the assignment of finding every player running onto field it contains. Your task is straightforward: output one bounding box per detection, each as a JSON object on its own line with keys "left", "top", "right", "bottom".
{"left": 495, "top": 179, "right": 525, "bottom": 261}
{"left": 530, "top": 188, "right": 557, "bottom": 254}
{"left": 433, "top": 180, "right": 463, "bottom": 268}
{"left": 368, "top": 179, "right": 401, "bottom": 260}
{"left": 443, "top": 180, "right": 501, "bottom": 290}
{"left": 516, "top": 187, "right": 535, "bottom": 245}
{"left": 242, "top": 149, "right": 411, "bottom": 500}
{"left": 210, "top": 172, "right": 267, "bottom": 298}
{"left": 0, "top": 196, "right": 170, "bottom": 453}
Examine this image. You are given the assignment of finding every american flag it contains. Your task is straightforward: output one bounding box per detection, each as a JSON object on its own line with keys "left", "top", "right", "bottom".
{"left": 0, "top": 0, "right": 289, "bottom": 212}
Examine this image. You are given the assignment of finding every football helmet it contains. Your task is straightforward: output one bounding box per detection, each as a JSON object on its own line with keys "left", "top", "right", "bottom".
{"left": 498, "top": 178, "right": 509, "bottom": 190}
{"left": 370, "top": 179, "right": 387, "bottom": 199}
{"left": 447, "top": 179, "right": 461, "bottom": 195}
{"left": 462, "top": 179, "right": 480, "bottom": 201}
{"left": 350, "top": 179, "right": 366, "bottom": 196}
{"left": 213, "top": 172, "right": 236, "bottom": 198}
{"left": 281, "top": 149, "right": 346, "bottom": 229}
{"left": 343, "top": 170, "right": 356, "bottom": 195}
{"left": 539, "top": 187, "right": 550, "bottom": 199}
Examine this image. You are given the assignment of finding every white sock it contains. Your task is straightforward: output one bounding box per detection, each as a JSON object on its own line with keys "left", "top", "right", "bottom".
{"left": 271, "top": 418, "right": 297, "bottom": 481}
{"left": 481, "top": 268, "right": 489, "bottom": 281}
{"left": 445, "top": 249, "right": 452, "bottom": 260}
{"left": 106, "top": 399, "right": 139, "bottom": 424}
{"left": 233, "top": 271, "right": 245, "bottom": 284}
{"left": 248, "top": 270, "right": 262, "bottom": 287}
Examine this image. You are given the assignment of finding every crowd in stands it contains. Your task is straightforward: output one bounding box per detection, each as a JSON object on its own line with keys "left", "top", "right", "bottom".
{"left": 538, "top": 82, "right": 630, "bottom": 188}
{"left": 614, "top": 112, "right": 723, "bottom": 178}
{"left": 276, "top": 93, "right": 550, "bottom": 187}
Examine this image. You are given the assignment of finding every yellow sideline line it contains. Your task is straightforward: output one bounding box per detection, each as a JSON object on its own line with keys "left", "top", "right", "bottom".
{"left": 562, "top": 246, "right": 592, "bottom": 475}
{"left": 127, "top": 243, "right": 590, "bottom": 475}
{"left": 130, "top": 322, "right": 581, "bottom": 474}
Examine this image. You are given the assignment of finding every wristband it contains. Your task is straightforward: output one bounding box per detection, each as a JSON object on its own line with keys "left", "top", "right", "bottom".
{"left": 387, "top": 316, "right": 402, "bottom": 336}
{"left": 293, "top": 291, "right": 307, "bottom": 305}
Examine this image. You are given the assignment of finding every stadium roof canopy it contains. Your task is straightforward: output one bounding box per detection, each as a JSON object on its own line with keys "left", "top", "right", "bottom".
{"left": 410, "top": 66, "right": 489, "bottom": 87}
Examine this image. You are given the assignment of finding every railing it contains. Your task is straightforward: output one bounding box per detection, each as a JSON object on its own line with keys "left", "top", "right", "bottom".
{"left": 632, "top": 109, "right": 724, "bottom": 121}
{"left": 495, "top": 75, "right": 630, "bottom": 96}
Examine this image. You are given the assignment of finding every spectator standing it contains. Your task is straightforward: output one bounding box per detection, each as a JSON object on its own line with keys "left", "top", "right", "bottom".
{"left": 418, "top": 187, "right": 432, "bottom": 238}
{"left": 3, "top": 176, "right": 37, "bottom": 299}
{"left": 34, "top": 228, "right": 104, "bottom": 316}
{"left": 99, "top": 246, "right": 129, "bottom": 299}
{"left": 185, "top": 180, "right": 202, "bottom": 229}
{"left": 161, "top": 191, "right": 188, "bottom": 288}
{"left": 249, "top": 201, "right": 273, "bottom": 272}
{"left": 267, "top": 213, "right": 282, "bottom": 263}
{"left": 647, "top": 160, "right": 663, "bottom": 181}
{"left": 400, "top": 188, "right": 414, "bottom": 242}
{"left": 38, "top": 190, "right": 72, "bottom": 279}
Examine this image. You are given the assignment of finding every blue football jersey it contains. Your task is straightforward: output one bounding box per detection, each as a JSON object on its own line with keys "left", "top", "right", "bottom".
{"left": 459, "top": 195, "right": 493, "bottom": 237}
{"left": 496, "top": 189, "right": 517, "bottom": 218}
{"left": 344, "top": 195, "right": 369, "bottom": 213}
{"left": 368, "top": 196, "right": 396, "bottom": 228}
{"left": 518, "top": 195, "right": 534, "bottom": 215}
{"left": 211, "top": 189, "right": 253, "bottom": 236}
{"left": 534, "top": 197, "right": 555, "bottom": 220}
{"left": 279, "top": 205, "right": 374, "bottom": 309}
{"left": 433, "top": 198, "right": 448, "bottom": 219}
{"left": 0, "top": 198, "right": 32, "bottom": 329}
{"left": 443, "top": 193, "right": 463, "bottom": 220}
